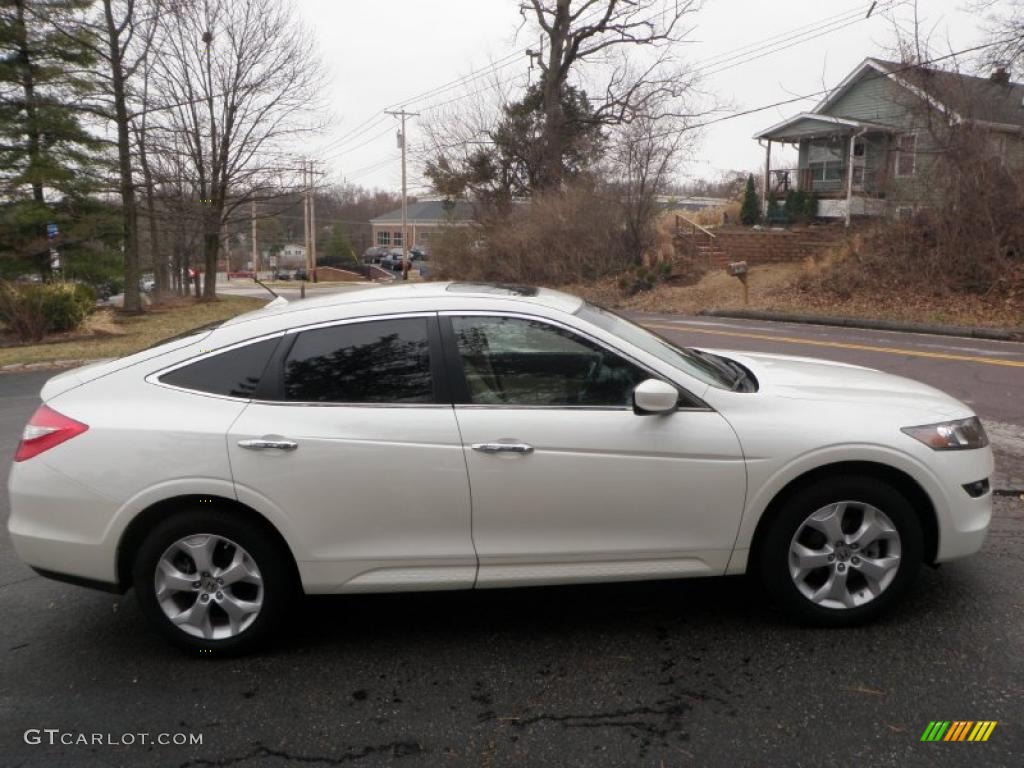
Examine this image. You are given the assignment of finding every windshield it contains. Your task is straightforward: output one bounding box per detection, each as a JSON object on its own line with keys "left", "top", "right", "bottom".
{"left": 574, "top": 302, "right": 736, "bottom": 390}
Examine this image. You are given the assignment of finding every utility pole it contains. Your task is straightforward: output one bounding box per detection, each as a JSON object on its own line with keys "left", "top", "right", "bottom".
{"left": 302, "top": 159, "right": 310, "bottom": 278}
{"left": 250, "top": 199, "right": 258, "bottom": 278}
{"left": 385, "top": 108, "right": 419, "bottom": 277}
{"left": 309, "top": 159, "right": 317, "bottom": 283}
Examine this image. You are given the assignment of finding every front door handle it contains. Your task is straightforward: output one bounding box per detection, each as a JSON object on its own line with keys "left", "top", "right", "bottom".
{"left": 471, "top": 442, "right": 534, "bottom": 454}
{"left": 238, "top": 437, "right": 298, "bottom": 451}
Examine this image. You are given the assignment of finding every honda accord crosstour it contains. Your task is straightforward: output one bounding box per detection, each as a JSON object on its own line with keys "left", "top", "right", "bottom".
{"left": 7, "top": 283, "right": 993, "bottom": 653}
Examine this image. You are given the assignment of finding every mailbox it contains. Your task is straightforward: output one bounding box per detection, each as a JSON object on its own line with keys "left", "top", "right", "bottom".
{"left": 727, "top": 261, "right": 748, "bottom": 277}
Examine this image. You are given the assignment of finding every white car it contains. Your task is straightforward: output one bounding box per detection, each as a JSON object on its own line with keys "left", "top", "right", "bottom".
{"left": 7, "top": 283, "right": 993, "bottom": 654}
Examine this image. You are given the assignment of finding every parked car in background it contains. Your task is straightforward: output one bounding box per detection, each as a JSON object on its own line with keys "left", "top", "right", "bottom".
{"left": 362, "top": 246, "right": 390, "bottom": 264}
{"left": 140, "top": 277, "right": 155, "bottom": 293}
{"left": 378, "top": 249, "right": 408, "bottom": 271}
{"left": 293, "top": 268, "right": 308, "bottom": 281}
{"left": 6, "top": 283, "right": 993, "bottom": 653}
{"left": 272, "top": 270, "right": 292, "bottom": 281}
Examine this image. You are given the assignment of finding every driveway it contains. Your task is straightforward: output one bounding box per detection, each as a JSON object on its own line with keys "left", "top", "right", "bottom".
{"left": 1, "top": 317, "right": 1021, "bottom": 767}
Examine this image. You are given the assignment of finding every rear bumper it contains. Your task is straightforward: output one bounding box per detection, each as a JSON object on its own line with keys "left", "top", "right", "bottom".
{"left": 7, "top": 458, "right": 121, "bottom": 585}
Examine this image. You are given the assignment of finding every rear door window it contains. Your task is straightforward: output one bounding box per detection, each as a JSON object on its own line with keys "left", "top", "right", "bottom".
{"left": 282, "top": 317, "right": 434, "bottom": 403}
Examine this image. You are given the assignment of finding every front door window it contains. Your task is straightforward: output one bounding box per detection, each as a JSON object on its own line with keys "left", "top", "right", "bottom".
{"left": 448, "top": 315, "right": 649, "bottom": 407}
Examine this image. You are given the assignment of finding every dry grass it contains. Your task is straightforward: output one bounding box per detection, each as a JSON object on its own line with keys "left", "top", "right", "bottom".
{"left": 567, "top": 259, "right": 1024, "bottom": 331}
{"left": 0, "top": 296, "right": 264, "bottom": 367}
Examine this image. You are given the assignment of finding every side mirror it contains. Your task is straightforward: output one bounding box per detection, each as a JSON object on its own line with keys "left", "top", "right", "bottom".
{"left": 632, "top": 379, "right": 678, "bottom": 415}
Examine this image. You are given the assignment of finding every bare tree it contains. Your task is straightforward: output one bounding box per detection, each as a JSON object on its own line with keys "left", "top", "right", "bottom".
{"left": 68, "top": 0, "right": 163, "bottom": 312}
{"left": 607, "top": 114, "right": 695, "bottom": 263}
{"left": 975, "top": 0, "right": 1024, "bottom": 77}
{"left": 151, "top": 0, "right": 322, "bottom": 299}
{"left": 521, "top": 0, "right": 700, "bottom": 188}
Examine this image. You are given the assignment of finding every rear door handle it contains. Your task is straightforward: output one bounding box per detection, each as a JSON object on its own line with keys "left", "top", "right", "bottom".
{"left": 471, "top": 442, "right": 534, "bottom": 454}
{"left": 238, "top": 437, "right": 298, "bottom": 451}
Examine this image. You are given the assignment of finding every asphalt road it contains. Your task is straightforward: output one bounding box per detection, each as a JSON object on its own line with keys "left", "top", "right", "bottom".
{"left": 1, "top": 317, "right": 1022, "bottom": 767}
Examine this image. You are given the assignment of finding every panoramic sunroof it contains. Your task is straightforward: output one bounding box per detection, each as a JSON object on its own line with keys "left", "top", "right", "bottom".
{"left": 446, "top": 282, "right": 539, "bottom": 297}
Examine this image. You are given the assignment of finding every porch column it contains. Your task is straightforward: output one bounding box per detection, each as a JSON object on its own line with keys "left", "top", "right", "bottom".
{"left": 845, "top": 132, "right": 856, "bottom": 228}
{"left": 762, "top": 139, "right": 772, "bottom": 218}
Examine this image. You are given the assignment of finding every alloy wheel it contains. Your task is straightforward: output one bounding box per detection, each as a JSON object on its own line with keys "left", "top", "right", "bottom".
{"left": 788, "top": 500, "right": 902, "bottom": 609}
{"left": 154, "top": 533, "right": 264, "bottom": 640}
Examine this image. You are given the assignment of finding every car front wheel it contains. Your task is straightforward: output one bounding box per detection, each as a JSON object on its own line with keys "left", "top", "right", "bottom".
{"left": 133, "top": 509, "right": 294, "bottom": 654}
{"left": 758, "top": 475, "right": 924, "bottom": 625}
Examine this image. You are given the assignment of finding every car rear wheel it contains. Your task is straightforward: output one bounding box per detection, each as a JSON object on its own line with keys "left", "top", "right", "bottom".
{"left": 758, "top": 476, "right": 924, "bottom": 625}
{"left": 133, "top": 509, "right": 294, "bottom": 655}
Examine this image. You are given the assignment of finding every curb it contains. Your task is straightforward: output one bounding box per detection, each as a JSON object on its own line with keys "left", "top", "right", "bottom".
{"left": 697, "top": 309, "right": 1023, "bottom": 342}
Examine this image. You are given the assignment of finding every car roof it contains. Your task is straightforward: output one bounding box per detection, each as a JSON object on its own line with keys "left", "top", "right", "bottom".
{"left": 221, "top": 281, "right": 584, "bottom": 329}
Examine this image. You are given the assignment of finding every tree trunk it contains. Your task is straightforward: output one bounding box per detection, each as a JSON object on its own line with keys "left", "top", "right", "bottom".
{"left": 540, "top": 0, "right": 571, "bottom": 190}
{"left": 14, "top": 0, "right": 52, "bottom": 279}
{"left": 137, "top": 141, "right": 167, "bottom": 302}
{"left": 103, "top": 0, "right": 141, "bottom": 313}
{"left": 203, "top": 230, "right": 219, "bottom": 299}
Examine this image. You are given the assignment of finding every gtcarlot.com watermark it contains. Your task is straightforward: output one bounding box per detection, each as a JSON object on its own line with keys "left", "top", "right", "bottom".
{"left": 24, "top": 729, "right": 203, "bottom": 747}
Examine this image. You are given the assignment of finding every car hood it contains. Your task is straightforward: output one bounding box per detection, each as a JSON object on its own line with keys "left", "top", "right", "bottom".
{"left": 707, "top": 349, "right": 970, "bottom": 420}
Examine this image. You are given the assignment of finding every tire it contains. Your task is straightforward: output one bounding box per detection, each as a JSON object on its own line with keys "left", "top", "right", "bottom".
{"left": 757, "top": 475, "right": 924, "bottom": 626}
{"left": 133, "top": 508, "right": 296, "bottom": 655}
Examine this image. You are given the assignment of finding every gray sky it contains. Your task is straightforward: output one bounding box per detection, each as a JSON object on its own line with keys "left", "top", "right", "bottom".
{"left": 295, "top": 0, "right": 987, "bottom": 194}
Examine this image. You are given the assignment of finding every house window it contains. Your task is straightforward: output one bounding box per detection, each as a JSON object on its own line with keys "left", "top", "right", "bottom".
{"left": 393, "top": 231, "right": 403, "bottom": 247}
{"left": 808, "top": 161, "right": 844, "bottom": 183}
{"left": 895, "top": 134, "right": 916, "bottom": 177}
{"left": 376, "top": 231, "right": 390, "bottom": 246}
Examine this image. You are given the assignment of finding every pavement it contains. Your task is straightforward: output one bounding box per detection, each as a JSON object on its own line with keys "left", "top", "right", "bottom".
{"left": 1, "top": 315, "right": 1022, "bottom": 767}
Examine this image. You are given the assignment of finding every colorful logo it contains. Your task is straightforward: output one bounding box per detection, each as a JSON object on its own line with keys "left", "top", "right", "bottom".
{"left": 920, "top": 721, "right": 997, "bottom": 742}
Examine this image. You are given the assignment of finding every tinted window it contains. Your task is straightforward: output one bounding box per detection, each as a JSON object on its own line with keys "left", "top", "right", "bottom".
{"left": 159, "top": 337, "right": 279, "bottom": 398}
{"left": 450, "top": 316, "right": 648, "bottom": 407}
{"left": 283, "top": 317, "right": 433, "bottom": 403}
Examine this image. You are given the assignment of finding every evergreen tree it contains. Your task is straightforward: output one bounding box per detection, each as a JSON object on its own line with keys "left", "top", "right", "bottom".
{"left": 0, "top": 0, "right": 100, "bottom": 276}
{"left": 740, "top": 173, "right": 760, "bottom": 225}
{"left": 426, "top": 82, "right": 604, "bottom": 202}
{"left": 322, "top": 222, "right": 355, "bottom": 266}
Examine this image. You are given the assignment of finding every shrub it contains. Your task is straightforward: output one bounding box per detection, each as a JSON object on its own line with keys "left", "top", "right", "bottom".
{"left": 431, "top": 186, "right": 632, "bottom": 285}
{"left": 781, "top": 189, "right": 818, "bottom": 224}
{"left": 0, "top": 281, "right": 96, "bottom": 342}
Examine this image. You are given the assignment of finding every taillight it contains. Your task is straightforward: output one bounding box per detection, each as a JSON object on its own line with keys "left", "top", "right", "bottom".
{"left": 14, "top": 405, "right": 89, "bottom": 462}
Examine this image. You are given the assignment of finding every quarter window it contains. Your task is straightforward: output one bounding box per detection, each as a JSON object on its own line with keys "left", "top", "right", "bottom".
{"left": 450, "top": 316, "right": 649, "bottom": 407}
{"left": 159, "top": 337, "right": 280, "bottom": 398}
{"left": 283, "top": 317, "right": 433, "bottom": 403}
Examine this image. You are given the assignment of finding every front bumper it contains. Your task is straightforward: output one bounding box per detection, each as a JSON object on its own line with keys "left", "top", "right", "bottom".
{"left": 929, "top": 446, "right": 995, "bottom": 562}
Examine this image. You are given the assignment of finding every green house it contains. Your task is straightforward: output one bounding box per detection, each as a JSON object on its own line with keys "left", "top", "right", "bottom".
{"left": 755, "top": 58, "right": 1024, "bottom": 224}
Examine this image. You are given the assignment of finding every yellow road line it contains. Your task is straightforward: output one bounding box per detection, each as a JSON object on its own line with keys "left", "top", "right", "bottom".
{"left": 642, "top": 323, "right": 1024, "bottom": 369}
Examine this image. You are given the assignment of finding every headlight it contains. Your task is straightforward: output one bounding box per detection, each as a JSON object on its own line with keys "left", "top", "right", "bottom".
{"left": 901, "top": 416, "right": 989, "bottom": 451}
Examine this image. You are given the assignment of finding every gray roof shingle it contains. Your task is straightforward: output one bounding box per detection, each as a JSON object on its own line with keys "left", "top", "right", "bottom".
{"left": 370, "top": 200, "right": 476, "bottom": 224}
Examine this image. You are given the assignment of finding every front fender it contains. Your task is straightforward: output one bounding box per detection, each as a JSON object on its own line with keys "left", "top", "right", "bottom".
{"left": 726, "top": 442, "right": 960, "bottom": 574}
